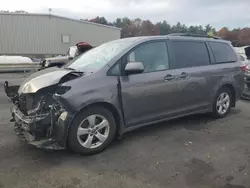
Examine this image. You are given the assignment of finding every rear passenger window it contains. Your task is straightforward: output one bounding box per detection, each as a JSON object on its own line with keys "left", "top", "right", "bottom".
{"left": 209, "top": 42, "right": 237, "bottom": 64}
{"left": 171, "top": 41, "right": 210, "bottom": 69}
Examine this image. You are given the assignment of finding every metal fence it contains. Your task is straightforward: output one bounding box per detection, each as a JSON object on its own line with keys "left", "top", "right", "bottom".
{"left": 0, "top": 62, "right": 41, "bottom": 73}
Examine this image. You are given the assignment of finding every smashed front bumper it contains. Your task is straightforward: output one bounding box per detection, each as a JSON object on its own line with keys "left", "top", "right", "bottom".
{"left": 5, "top": 80, "right": 75, "bottom": 150}
{"left": 11, "top": 105, "right": 65, "bottom": 150}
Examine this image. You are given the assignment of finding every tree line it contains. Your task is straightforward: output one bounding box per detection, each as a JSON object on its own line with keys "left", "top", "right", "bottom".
{"left": 88, "top": 16, "right": 250, "bottom": 47}
{"left": 217, "top": 27, "right": 250, "bottom": 47}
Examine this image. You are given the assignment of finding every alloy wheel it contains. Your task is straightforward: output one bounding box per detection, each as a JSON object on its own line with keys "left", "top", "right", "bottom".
{"left": 77, "top": 115, "right": 110, "bottom": 149}
{"left": 216, "top": 92, "right": 230, "bottom": 115}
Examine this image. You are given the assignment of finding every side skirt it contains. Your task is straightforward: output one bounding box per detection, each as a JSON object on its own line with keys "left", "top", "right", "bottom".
{"left": 123, "top": 109, "right": 210, "bottom": 134}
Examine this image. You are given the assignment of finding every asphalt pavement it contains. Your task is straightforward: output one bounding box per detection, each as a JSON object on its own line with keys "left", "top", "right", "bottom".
{"left": 0, "top": 73, "right": 250, "bottom": 188}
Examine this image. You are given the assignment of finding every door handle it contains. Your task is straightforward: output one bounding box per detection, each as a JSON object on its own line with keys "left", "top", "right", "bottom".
{"left": 179, "top": 72, "right": 188, "bottom": 79}
{"left": 164, "top": 74, "right": 175, "bottom": 81}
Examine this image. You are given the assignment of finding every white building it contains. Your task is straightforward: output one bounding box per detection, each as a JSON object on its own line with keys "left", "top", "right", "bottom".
{"left": 0, "top": 13, "right": 121, "bottom": 57}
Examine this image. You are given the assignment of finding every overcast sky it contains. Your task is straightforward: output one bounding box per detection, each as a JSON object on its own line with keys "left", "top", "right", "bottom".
{"left": 1, "top": 0, "right": 250, "bottom": 29}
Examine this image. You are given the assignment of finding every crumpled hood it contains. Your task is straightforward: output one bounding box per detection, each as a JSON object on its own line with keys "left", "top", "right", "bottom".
{"left": 18, "top": 67, "right": 73, "bottom": 94}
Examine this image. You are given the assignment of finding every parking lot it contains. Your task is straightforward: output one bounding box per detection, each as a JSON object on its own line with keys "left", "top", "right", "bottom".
{"left": 0, "top": 73, "right": 250, "bottom": 188}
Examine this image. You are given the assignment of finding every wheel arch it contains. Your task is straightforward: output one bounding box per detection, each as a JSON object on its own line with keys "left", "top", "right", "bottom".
{"left": 65, "top": 101, "right": 123, "bottom": 154}
{"left": 66, "top": 102, "right": 124, "bottom": 142}
{"left": 217, "top": 83, "right": 236, "bottom": 107}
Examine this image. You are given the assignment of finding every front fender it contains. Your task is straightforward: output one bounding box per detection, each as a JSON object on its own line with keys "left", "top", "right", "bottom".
{"left": 53, "top": 75, "right": 124, "bottom": 147}
{"left": 54, "top": 98, "right": 123, "bottom": 148}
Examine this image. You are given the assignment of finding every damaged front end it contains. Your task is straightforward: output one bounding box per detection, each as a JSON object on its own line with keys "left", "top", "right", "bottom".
{"left": 4, "top": 68, "right": 82, "bottom": 150}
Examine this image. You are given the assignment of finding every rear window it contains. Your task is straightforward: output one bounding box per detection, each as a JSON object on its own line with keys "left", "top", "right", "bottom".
{"left": 209, "top": 42, "right": 237, "bottom": 64}
{"left": 171, "top": 41, "right": 210, "bottom": 69}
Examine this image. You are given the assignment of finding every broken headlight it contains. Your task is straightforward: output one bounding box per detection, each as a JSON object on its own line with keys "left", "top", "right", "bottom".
{"left": 59, "top": 111, "right": 68, "bottom": 121}
{"left": 55, "top": 86, "right": 71, "bottom": 95}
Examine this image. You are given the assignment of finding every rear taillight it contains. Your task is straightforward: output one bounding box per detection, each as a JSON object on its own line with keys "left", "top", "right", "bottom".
{"left": 241, "top": 65, "right": 247, "bottom": 72}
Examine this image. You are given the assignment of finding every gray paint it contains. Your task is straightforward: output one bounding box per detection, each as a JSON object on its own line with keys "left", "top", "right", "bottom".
{"left": 55, "top": 36, "right": 245, "bottom": 130}
{"left": 9, "top": 35, "right": 245, "bottom": 149}
{"left": 0, "top": 13, "right": 121, "bottom": 55}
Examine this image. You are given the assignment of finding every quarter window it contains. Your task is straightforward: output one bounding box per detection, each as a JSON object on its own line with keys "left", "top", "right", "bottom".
{"left": 171, "top": 41, "right": 210, "bottom": 69}
{"left": 209, "top": 42, "right": 238, "bottom": 63}
{"left": 127, "top": 41, "right": 169, "bottom": 73}
{"left": 108, "top": 61, "right": 121, "bottom": 75}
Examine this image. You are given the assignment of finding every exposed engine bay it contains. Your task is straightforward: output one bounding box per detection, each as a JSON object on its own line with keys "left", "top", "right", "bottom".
{"left": 4, "top": 69, "right": 83, "bottom": 149}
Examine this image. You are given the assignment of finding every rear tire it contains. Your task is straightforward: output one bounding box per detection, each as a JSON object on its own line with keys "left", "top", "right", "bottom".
{"left": 212, "top": 87, "right": 232, "bottom": 118}
{"left": 68, "top": 106, "right": 116, "bottom": 155}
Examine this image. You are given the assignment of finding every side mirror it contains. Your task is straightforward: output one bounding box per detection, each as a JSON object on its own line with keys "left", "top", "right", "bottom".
{"left": 68, "top": 56, "right": 74, "bottom": 60}
{"left": 125, "top": 62, "right": 144, "bottom": 74}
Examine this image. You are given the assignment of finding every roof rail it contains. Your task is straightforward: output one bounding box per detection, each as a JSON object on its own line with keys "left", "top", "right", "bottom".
{"left": 167, "top": 33, "right": 222, "bottom": 39}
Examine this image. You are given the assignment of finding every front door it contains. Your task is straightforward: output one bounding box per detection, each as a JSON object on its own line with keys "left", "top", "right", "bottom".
{"left": 120, "top": 40, "right": 183, "bottom": 127}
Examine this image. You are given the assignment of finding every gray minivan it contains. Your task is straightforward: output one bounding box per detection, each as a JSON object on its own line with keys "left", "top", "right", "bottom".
{"left": 5, "top": 34, "right": 245, "bottom": 155}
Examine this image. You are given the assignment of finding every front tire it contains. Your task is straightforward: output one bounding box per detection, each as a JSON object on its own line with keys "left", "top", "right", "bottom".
{"left": 68, "top": 106, "right": 116, "bottom": 155}
{"left": 212, "top": 87, "right": 232, "bottom": 118}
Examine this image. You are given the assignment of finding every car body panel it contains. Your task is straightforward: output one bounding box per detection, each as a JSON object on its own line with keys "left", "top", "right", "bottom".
{"left": 169, "top": 66, "right": 211, "bottom": 111}
{"left": 209, "top": 63, "right": 245, "bottom": 99}
{"left": 120, "top": 69, "right": 182, "bottom": 126}
{"left": 18, "top": 67, "right": 73, "bottom": 94}
{"left": 53, "top": 68, "right": 124, "bottom": 146}
{"left": 56, "top": 66, "right": 121, "bottom": 112}
{"left": 177, "top": 63, "right": 244, "bottom": 110}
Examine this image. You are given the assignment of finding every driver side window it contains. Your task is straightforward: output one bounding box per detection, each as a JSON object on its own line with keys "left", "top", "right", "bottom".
{"left": 127, "top": 41, "right": 169, "bottom": 73}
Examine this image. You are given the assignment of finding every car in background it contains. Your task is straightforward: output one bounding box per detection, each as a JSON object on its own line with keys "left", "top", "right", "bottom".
{"left": 243, "top": 47, "right": 250, "bottom": 88}
{"left": 4, "top": 34, "right": 245, "bottom": 155}
{"left": 244, "top": 63, "right": 250, "bottom": 88}
{"left": 235, "top": 46, "right": 250, "bottom": 88}
{"left": 0, "top": 56, "right": 33, "bottom": 64}
{"left": 41, "top": 42, "right": 93, "bottom": 69}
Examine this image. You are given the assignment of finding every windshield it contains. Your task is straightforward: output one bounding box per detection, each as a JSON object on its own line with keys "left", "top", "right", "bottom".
{"left": 65, "top": 40, "right": 132, "bottom": 72}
